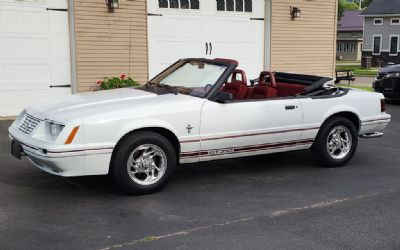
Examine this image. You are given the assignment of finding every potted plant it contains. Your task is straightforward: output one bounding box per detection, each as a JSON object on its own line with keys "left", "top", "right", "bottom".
{"left": 96, "top": 74, "right": 139, "bottom": 90}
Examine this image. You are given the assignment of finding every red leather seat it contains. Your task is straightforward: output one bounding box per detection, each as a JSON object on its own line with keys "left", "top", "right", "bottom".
{"left": 221, "top": 69, "right": 248, "bottom": 100}
{"left": 246, "top": 71, "right": 277, "bottom": 99}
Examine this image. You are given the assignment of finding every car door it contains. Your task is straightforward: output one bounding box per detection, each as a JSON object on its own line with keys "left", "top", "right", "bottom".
{"left": 199, "top": 98, "right": 303, "bottom": 161}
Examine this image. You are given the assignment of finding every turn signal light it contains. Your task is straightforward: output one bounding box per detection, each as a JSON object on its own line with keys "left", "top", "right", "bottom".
{"left": 65, "top": 126, "right": 80, "bottom": 144}
{"left": 381, "top": 99, "right": 386, "bottom": 113}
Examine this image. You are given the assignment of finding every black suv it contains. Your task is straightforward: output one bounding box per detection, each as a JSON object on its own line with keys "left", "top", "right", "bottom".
{"left": 373, "top": 64, "right": 400, "bottom": 100}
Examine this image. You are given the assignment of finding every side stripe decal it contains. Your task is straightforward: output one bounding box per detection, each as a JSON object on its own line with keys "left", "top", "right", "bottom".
{"left": 181, "top": 139, "right": 314, "bottom": 158}
{"left": 180, "top": 127, "right": 319, "bottom": 144}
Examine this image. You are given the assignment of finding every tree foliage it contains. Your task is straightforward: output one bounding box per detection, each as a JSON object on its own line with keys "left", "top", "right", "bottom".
{"left": 338, "top": 0, "right": 372, "bottom": 19}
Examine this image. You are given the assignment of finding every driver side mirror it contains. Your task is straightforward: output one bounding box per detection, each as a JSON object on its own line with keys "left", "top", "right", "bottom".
{"left": 214, "top": 92, "right": 234, "bottom": 103}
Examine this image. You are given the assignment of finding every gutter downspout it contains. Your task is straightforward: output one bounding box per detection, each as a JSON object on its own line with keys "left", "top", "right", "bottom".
{"left": 68, "top": 0, "right": 78, "bottom": 94}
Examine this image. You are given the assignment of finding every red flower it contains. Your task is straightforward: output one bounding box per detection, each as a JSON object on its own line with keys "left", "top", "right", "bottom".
{"left": 120, "top": 74, "right": 126, "bottom": 80}
{"left": 96, "top": 80, "right": 102, "bottom": 86}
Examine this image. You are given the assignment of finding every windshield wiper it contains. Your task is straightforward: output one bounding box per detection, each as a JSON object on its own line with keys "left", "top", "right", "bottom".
{"left": 158, "top": 84, "right": 178, "bottom": 95}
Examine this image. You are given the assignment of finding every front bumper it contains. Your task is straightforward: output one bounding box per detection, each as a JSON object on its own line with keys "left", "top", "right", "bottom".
{"left": 9, "top": 131, "right": 113, "bottom": 177}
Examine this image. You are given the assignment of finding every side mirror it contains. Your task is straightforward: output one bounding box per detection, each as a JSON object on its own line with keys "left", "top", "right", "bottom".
{"left": 214, "top": 92, "right": 234, "bottom": 103}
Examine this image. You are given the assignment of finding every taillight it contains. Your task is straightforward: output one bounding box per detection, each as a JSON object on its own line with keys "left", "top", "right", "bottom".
{"left": 381, "top": 99, "right": 386, "bottom": 113}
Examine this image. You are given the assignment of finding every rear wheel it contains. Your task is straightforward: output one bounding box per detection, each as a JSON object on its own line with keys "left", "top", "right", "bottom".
{"left": 110, "top": 132, "right": 177, "bottom": 194}
{"left": 311, "top": 116, "right": 358, "bottom": 167}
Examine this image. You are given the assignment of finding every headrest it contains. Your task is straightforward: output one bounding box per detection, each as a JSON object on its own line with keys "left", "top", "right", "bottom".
{"left": 232, "top": 69, "right": 248, "bottom": 85}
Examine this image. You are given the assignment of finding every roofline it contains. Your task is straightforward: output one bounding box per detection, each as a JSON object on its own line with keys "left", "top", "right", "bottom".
{"left": 360, "top": 14, "right": 400, "bottom": 17}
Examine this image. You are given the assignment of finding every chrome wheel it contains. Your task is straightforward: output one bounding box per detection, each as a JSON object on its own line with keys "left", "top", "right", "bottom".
{"left": 327, "top": 125, "right": 352, "bottom": 160}
{"left": 126, "top": 144, "right": 167, "bottom": 186}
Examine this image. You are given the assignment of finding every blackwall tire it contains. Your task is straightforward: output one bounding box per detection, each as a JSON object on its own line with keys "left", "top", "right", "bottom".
{"left": 110, "top": 131, "right": 177, "bottom": 195}
{"left": 311, "top": 116, "right": 358, "bottom": 168}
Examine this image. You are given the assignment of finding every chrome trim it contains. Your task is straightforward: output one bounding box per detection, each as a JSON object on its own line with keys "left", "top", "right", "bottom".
{"left": 360, "top": 132, "right": 384, "bottom": 139}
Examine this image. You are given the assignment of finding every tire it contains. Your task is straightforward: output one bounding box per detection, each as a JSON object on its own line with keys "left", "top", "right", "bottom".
{"left": 311, "top": 116, "right": 358, "bottom": 168}
{"left": 110, "top": 131, "right": 177, "bottom": 195}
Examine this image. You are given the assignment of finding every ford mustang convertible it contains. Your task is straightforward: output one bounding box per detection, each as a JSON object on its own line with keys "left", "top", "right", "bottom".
{"left": 9, "top": 58, "right": 391, "bottom": 194}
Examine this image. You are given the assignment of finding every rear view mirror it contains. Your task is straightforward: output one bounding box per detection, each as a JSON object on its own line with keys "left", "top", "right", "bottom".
{"left": 215, "top": 92, "right": 234, "bottom": 103}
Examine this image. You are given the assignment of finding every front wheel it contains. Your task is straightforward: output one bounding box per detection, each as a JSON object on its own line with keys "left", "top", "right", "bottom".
{"left": 110, "top": 132, "right": 177, "bottom": 194}
{"left": 311, "top": 117, "right": 358, "bottom": 167}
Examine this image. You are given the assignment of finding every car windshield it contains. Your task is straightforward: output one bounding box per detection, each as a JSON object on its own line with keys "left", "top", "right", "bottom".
{"left": 148, "top": 60, "right": 228, "bottom": 98}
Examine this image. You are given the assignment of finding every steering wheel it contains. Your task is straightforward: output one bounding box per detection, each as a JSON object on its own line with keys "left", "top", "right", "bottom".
{"left": 259, "top": 71, "right": 276, "bottom": 89}
{"left": 204, "top": 84, "right": 213, "bottom": 92}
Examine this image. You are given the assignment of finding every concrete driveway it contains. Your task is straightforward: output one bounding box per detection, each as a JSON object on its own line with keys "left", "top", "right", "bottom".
{"left": 0, "top": 103, "right": 399, "bottom": 250}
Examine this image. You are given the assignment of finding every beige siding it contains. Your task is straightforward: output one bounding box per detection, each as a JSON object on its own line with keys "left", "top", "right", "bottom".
{"left": 73, "top": 0, "right": 148, "bottom": 92}
{"left": 270, "top": 0, "right": 338, "bottom": 77}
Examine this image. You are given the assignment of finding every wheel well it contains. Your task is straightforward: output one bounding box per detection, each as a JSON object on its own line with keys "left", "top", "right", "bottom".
{"left": 326, "top": 112, "right": 361, "bottom": 131}
{"left": 113, "top": 127, "right": 181, "bottom": 162}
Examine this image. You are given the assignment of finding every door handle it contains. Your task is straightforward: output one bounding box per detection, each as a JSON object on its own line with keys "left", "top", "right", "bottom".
{"left": 285, "top": 105, "right": 296, "bottom": 110}
{"left": 209, "top": 42, "right": 212, "bottom": 55}
{"left": 205, "top": 42, "right": 208, "bottom": 55}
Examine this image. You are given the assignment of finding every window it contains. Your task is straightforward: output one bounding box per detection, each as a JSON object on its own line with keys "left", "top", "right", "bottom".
{"left": 235, "top": 0, "right": 243, "bottom": 11}
{"left": 216, "top": 0, "right": 252, "bottom": 12}
{"left": 226, "top": 0, "right": 234, "bottom": 11}
{"left": 158, "top": 0, "right": 199, "bottom": 9}
{"left": 244, "top": 0, "right": 252, "bottom": 12}
{"left": 159, "top": 0, "right": 168, "bottom": 8}
{"left": 391, "top": 18, "right": 400, "bottom": 25}
{"left": 373, "top": 35, "right": 382, "bottom": 55}
{"left": 217, "top": 0, "right": 225, "bottom": 11}
{"left": 390, "top": 35, "right": 399, "bottom": 55}
{"left": 374, "top": 18, "right": 383, "bottom": 25}
{"left": 169, "top": 0, "right": 179, "bottom": 8}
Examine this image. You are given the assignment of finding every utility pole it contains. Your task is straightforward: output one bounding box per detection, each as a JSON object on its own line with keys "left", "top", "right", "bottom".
{"left": 359, "top": 0, "right": 362, "bottom": 10}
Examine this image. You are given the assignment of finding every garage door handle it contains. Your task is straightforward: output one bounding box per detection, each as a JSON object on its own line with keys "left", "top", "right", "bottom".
{"left": 49, "top": 84, "right": 71, "bottom": 88}
{"left": 209, "top": 42, "right": 212, "bottom": 55}
{"left": 205, "top": 43, "right": 208, "bottom": 55}
{"left": 250, "top": 17, "right": 264, "bottom": 21}
{"left": 147, "top": 13, "right": 163, "bottom": 16}
{"left": 46, "top": 8, "right": 68, "bottom": 12}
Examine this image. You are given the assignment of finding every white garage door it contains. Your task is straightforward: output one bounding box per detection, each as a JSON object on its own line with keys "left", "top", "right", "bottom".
{"left": 147, "top": 0, "right": 265, "bottom": 81}
{"left": 0, "top": 0, "right": 71, "bottom": 116}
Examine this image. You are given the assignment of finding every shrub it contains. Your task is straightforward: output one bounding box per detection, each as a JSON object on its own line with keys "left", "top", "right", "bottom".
{"left": 96, "top": 74, "right": 139, "bottom": 90}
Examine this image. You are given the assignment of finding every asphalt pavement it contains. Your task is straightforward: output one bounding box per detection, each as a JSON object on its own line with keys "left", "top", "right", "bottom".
{"left": 0, "top": 103, "right": 399, "bottom": 250}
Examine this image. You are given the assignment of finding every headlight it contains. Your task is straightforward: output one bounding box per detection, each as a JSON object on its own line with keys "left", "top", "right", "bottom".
{"left": 386, "top": 72, "right": 400, "bottom": 78}
{"left": 47, "top": 121, "right": 64, "bottom": 138}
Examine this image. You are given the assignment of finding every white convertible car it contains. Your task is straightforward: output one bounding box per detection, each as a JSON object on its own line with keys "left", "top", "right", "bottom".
{"left": 9, "top": 58, "right": 391, "bottom": 194}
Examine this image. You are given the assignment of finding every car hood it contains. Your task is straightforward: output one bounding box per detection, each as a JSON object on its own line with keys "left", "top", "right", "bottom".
{"left": 379, "top": 64, "right": 400, "bottom": 73}
{"left": 26, "top": 88, "right": 200, "bottom": 123}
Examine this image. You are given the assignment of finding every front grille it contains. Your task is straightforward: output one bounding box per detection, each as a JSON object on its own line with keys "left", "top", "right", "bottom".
{"left": 18, "top": 114, "right": 41, "bottom": 135}
{"left": 377, "top": 72, "right": 387, "bottom": 80}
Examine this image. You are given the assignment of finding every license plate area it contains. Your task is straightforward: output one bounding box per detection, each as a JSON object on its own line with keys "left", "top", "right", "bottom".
{"left": 11, "top": 140, "right": 23, "bottom": 160}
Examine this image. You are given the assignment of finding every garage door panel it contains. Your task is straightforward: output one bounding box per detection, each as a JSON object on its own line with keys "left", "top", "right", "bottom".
{"left": 148, "top": 17, "right": 203, "bottom": 37}
{"left": 0, "top": 9, "right": 48, "bottom": 33}
{"left": 0, "top": 36, "right": 50, "bottom": 59}
{"left": 0, "top": 0, "right": 71, "bottom": 116}
{"left": 147, "top": 0, "right": 266, "bottom": 79}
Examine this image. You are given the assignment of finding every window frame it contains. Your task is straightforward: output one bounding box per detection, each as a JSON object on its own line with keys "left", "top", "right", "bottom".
{"left": 216, "top": 0, "right": 253, "bottom": 13}
{"left": 389, "top": 34, "right": 399, "bottom": 56}
{"left": 158, "top": 0, "right": 200, "bottom": 11}
{"left": 390, "top": 18, "right": 400, "bottom": 25}
{"left": 373, "top": 18, "right": 383, "bottom": 25}
{"left": 372, "top": 34, "right": 382, "bottom": 55}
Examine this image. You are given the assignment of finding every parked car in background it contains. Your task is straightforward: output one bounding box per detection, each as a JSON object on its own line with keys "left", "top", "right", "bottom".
{"left": 373, "top": 64, "right": 400, "bottom": 100}
{"left": 9, "top": 58, "right": 391, "bottom": 194}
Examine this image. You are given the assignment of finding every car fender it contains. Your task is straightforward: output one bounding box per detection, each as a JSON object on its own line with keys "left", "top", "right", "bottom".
{"left": 114, "top": 118, "right": 181, "bottom": 145}
{"left": 319, "top": 104, "right": 361, "bottom": 126}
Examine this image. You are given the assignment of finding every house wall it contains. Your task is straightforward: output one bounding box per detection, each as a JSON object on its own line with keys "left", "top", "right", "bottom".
{"left": 363, "top": 17, "right": 400, "bottom": 51}
{"left": 73, "top": 0, "right": 148, "bottom": 92}
{"left": 337, "top": 31, "right": 363, "bottom": 61}
{"left": 270, "top": 0, "right": 338, "bottom": 77}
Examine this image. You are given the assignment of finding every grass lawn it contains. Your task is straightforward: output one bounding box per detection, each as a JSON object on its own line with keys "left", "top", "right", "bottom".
{"left": 337, "top": 84, "right": 374, "bottom": 92}
{"left": 336, "top": 65, "right": 378, "bottom": 77}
